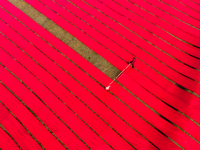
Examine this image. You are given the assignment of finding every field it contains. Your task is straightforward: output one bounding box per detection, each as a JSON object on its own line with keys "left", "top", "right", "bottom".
{"left": 0, "top": 0, "right": 200, "bottom": 149}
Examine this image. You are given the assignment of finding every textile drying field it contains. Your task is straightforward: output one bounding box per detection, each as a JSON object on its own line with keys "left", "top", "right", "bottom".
{"left": 0, "top": 0, "right": 200, "bottom": 149}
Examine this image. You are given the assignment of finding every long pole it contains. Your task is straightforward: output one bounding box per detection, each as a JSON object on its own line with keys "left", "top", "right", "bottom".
{"left": 105, "top": 58, "right": 135, "bottom": 91}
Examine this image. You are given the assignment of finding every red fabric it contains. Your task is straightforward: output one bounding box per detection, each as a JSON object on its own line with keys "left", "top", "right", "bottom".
{"left": 97, "top": 0, "right": 200, "bottom": 68}
{"left": 0, "top": 127, "right": 20, "bottom": 150}
{"left": 129, "top": 0, "right": 200, "bottom": 43}
{"left": 146, "top": 0, "right": 200, "bottom": 29}
{"left": 190, "top": 0, "right": 200, "bottom": 5}
{"left": 0, "top": 83, "right": 65, "bottom": 150}
{"left": 160, "top": 0, "right": 200, "bottom": 19}
{"left": 0, "top": 103, "right": 42, "bottom": 150}
{"left": 0, "top": 3, "right": 163, "bottom": 149}
{"left": 0, "top": 12, "right": 156, "bottom": 149}
{"left": 22, "top": 0, "right": 200, "bottom": 94}
{"left": 0, "top": 34, "right": 113, "bottom": 149}
{"left": 0, "top": 0, "right": 200, "bottom": 149}
{"left": 118, "top": 73, "right": 200, "bottom": 149}
{"left": 113, "top": 0, "right": 200, "bottom": 56}
{"left": 179, "top": 0, "right": 200, "bottom": 12}
{"left": 0, "top": 32, "right": 166, "bottom": 149}
{"left": 0, "top": 7, "right": 150, "bottom": 149}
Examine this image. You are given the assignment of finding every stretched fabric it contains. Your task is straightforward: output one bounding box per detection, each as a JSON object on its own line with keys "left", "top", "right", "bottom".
{"left": 0, "top": 0, "right": 200, "bottom": 149}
